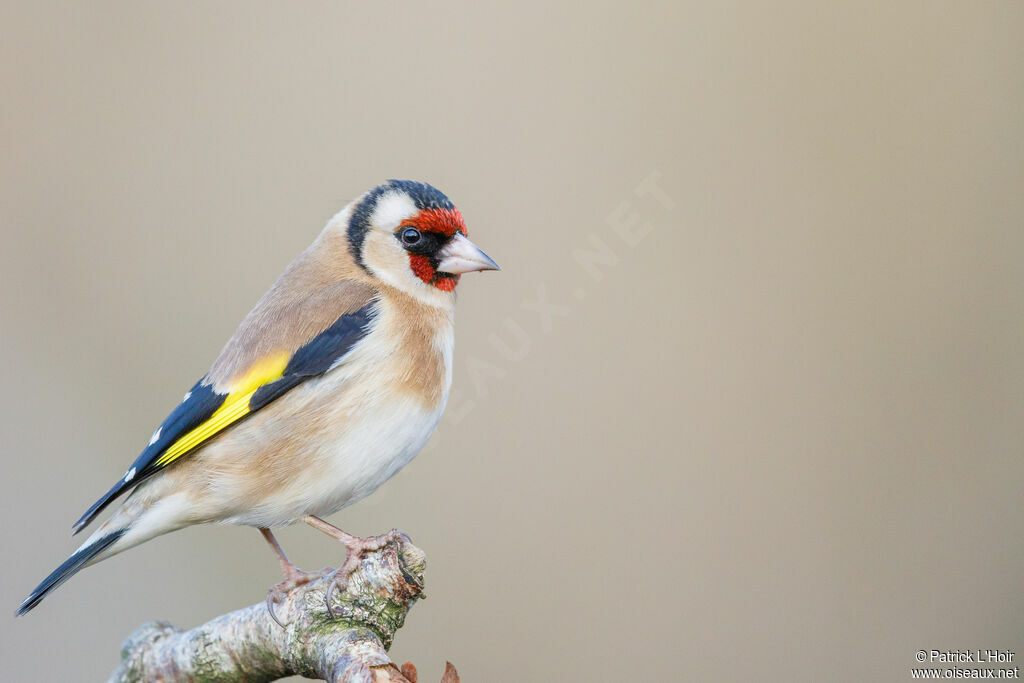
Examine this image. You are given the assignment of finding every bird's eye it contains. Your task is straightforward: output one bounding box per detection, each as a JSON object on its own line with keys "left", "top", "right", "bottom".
{"left": 401, "top": 228, "right": 421, "bottom": 245}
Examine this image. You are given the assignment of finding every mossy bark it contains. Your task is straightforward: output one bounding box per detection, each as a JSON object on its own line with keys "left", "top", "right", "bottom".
{"left": 109, "top": 535, "right": 425, "bottom": 683}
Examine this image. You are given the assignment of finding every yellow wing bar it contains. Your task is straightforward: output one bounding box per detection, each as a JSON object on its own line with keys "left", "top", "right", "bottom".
{"left": 154, "top": 352, "right": 289, "bottom": 467}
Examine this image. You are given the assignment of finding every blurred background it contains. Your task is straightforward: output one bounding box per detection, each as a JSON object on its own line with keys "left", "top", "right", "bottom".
{"left": 2, "top": 1, "right": 1023, "bottom": 681}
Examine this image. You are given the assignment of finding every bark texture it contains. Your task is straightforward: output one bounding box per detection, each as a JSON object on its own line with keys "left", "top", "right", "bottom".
{"left": 109, "top": 534, "right": 443, "bottom": 682}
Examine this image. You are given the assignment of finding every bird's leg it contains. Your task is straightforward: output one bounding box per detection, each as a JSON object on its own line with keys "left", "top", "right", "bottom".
{"left": 260, "top": 527, "right": 332, "bottom": 627}
{"left": 303, "top": 515, "right": 410, "bottom": 617}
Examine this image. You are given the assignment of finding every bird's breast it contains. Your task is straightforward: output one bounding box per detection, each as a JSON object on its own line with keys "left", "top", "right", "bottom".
{"left": 198, "top": 297, "right": 456, "bottom": 526}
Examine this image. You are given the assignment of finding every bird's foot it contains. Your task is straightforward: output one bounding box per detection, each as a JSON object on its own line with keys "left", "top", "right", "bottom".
{"left": 323, "top": 528, "right": 411, "bottom": 617}
{"left": 266, "top": 564, "right": 334, "bottom": 627}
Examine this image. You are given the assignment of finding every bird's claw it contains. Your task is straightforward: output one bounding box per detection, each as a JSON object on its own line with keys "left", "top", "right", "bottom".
{"left": 323, "top": 570, "right": 347, "bottom": 618}
{"left": 265, "top": 566, "right": 333, "bottom": 627}
{"left": 323, "top": 528, "right": 409, "bottom": 617}
{"left": 266, "top": 587, "right": 288, "bottom": 628}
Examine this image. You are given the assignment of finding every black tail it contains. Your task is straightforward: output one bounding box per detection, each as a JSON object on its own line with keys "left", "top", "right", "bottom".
{"left": 15, "top": 529, "right": 126, "bottom": 616}
{"left": 72, "top": 479, "right": 129, "bottom": 535}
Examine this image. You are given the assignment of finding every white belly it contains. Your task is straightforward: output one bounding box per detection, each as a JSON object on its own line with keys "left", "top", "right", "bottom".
{"left": 308, "top": 390, "right": 445, "bottom": 518}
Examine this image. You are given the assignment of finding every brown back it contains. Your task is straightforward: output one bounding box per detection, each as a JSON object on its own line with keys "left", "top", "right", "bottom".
{"left": 206, "top": 232, "right": 377, "bottom": 390}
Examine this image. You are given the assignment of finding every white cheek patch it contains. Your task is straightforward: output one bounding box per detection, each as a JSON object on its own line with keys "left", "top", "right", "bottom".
{"left": 362, "top": 231, "right": 415, "bottom": 289}
{"left": 371, "top": 191, "right": 418, "bottom": 231}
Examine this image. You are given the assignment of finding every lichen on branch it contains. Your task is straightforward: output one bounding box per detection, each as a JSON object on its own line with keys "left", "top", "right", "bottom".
{"left": 108, "top": 534, "right": 455, "bottom": 683}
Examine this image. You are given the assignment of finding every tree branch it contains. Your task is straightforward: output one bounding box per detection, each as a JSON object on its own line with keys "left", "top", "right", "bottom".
{"left": 109, "top": 534, "right": 454, "bottom": 682}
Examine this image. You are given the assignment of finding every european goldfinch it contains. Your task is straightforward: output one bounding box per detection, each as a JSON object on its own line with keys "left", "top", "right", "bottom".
{"left": 17, "top": 180, "right": 498, "bottom": 618}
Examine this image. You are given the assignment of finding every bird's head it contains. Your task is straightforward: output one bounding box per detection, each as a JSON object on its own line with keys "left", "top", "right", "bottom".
{"left": 343, "top": 180, "right": 498, "bottom": 302}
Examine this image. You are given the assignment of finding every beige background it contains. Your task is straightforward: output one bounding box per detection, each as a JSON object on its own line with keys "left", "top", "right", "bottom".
{"left": 2, "top": 2, "right": 1023, "bottom": 681}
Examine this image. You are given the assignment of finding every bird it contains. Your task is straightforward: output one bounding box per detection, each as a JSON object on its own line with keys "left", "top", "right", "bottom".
{"left": 16, "top": 179, "right": 498, "bottom": 620}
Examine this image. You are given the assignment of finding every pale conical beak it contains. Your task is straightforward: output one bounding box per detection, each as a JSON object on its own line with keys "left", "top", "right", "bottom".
{"left": 437, "top": 233, "right": 500, "bottom": 274}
